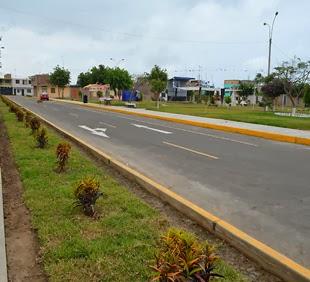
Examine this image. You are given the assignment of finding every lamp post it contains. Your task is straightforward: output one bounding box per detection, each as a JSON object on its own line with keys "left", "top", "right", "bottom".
{"left": 264, "top": 11, "right": 279, "bottom": 76}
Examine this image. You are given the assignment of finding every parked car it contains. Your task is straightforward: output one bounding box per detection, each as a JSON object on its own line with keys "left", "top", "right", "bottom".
{"left": 40, "top": 92, "right": 49, "bottom": 101}
{"left": 240, "top": 100, "right": 247, "bottom": 106}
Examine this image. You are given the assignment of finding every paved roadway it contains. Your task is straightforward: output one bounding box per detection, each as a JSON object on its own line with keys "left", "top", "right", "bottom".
{"left": 11, "top": 96, "right": 310, "bottom": 267}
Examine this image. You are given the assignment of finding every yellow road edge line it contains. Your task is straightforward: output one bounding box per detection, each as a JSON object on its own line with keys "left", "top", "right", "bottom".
{"left": 51, "top": 98, "right": 310, "bottom": 146}
{"left": 163, "top": 141, "right": 219, "bottom": 160}
{"left": 9, "top": 98, "right": 310, "bottom": 282}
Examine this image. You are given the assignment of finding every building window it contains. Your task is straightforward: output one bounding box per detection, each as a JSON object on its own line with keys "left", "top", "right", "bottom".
{"left": 27, "top": 89, "right": 31, "bottom": 93}
{"left": 23, "top": 80, "right": 26, "bottom": 84}
{"left": 51, "top": 88, "right": 55, "bottom": 93}
{"left": 16, "top": 80, "right": 20, "bottom": 84}
{"left": 29, "top": 80, "right": 31, "bottom": 84}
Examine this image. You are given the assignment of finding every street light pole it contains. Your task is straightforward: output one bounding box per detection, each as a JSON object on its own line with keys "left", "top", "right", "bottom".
{"left": 264, "top": 11, "right": 279, "bottom": 76}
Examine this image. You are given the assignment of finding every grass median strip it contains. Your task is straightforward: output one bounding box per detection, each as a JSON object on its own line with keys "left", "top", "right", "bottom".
{"left": 0, "top": 100, "right": 246, "bottom": 281}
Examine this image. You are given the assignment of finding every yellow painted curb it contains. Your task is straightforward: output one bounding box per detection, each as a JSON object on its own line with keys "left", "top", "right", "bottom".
{"left": 51, "top": 98, "right": 310, "bottom": 146}
{"left": 9, "top": 98, "right": 310, "bottom": 282}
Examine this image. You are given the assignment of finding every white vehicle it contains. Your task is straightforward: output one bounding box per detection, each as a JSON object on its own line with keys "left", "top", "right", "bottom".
{"left": 240, "top": 100, "right": 248, "bottom": 106}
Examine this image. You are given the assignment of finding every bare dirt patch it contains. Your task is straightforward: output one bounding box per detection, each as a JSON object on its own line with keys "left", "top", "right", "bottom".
{"left": 0, "top": 115, "right": 47, "bottom": 281}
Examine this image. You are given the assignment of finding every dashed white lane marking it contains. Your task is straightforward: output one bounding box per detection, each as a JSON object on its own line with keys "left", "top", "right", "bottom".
{"left": 99, "top": 121, "right": 116, "bottom": 128}
{"left": 57, "top": 104, "right": 258, "bottom": 147}
{"left": 69, "top": 112, "right": 79, "bottom": 118}
{"left": 163, "top": 141, "right": 219, "bottom": 160}
{"left": 132, "top": 123, "right": 172, "bottom": 134}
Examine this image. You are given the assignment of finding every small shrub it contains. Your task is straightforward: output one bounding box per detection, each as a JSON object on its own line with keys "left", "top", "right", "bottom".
{"left": 151, "top": 228, "right": 223, "bottom": 282}
{"left": 56, "top": 142, "right": 71, "bottom": 172}
{"left": 30, "top": 117, "right": 41, "bottom": 134}
{"left": 74, "top": 177, "right": 103, "bottom": 217}
{"left": 35, "top": 127, "right": 48, "bottom": 148}
{"left": 224, "top": 96, "right": 231, "bottom": 105}
{"left": 97, "top": 90, "right": 103, "bottom": 98}
{"left": 9, "top": 104, "right": 18, "bottom": 113}
{"left": 24, "top": 112, "right": 33, "bottom": 128}
{"left": 16, "top": 110, "right": 24, "bottom": 122}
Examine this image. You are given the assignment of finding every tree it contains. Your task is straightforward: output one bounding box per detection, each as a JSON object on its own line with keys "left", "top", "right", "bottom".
{"left": 108, "top": 67, "right": 133, "bottom": 99}
{"left": 261, "top": 78, "right": 284, "bottom": 110}
{"left": 77, "top": 65, "right": 109, "bottom": 87}
{"left": 273, "top": 57, "right": 310, "bottom": 111}
{"left": 303, "top": 84, "right": 310, "bottom": 107}
{"left": 146, "top": 65, "right": 168, "bottom": 108}
{"left": 49, "top": 65, "right": 70, "bottom": 98}
{"left": 77, "top": 65, "right": 132, "bottom": 99}
{"left": 238, "top": 82, "right": 254, "bottom": 100}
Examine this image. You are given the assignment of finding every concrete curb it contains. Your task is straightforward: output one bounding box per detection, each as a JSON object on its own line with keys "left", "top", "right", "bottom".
{"left": 51, "top": 98, "right": 310, "bottom": 146}
{"left": 0, "top": 168, "right": 8, "bottom": 282}
{"left": 9, "top": 98, "right": 310, "bottom": 282}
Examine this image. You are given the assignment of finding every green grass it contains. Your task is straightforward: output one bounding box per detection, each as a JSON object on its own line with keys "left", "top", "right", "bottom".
{"left": 130, "top": 101, "right": 310, "bottom": 130}
{"left": 0, "top": 101, "right": 247, "bottom": 281}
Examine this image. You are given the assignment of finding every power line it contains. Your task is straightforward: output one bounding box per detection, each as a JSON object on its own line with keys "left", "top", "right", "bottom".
{"left": 0, "top": 5, "right": 265, "bottom": 46}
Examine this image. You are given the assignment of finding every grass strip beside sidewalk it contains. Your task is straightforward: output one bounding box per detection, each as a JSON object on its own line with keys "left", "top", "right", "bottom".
{"left": 0, "top": 101, "right": 245, "bottom": 281}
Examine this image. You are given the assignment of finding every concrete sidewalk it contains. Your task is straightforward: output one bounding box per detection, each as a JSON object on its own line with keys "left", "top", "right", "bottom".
{"left": 0, "top": 168, "right": 8, "bottom": 282}
{"left": 51, "top": 99, "right": 310, "bottom": 145}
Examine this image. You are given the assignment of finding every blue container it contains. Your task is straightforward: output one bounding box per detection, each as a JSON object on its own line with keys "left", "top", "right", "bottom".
{"left": 122, "top": 90, "right": 136, "bottom": 101}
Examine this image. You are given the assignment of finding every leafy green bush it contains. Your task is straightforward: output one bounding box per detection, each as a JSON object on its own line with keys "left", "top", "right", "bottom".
{"left": 56, "top": 142, "right": 71, "bottom": 172}
{"left": 97, "top": 90, "right": 103, "bottom": 98}
{"left": 74, "top": 177, "right": 103, "bottom": 217}
{"left": 152, "top": 228, "right": 223, "bottom": 282}
{"left": 16, "top": 110, "right": 24, "bottom": 122}
{"left": 224, "top": 96, "right": 231, "bottom": 105}
{"left": 35, "top": 127, "right": 48, "bottom": 148}
{"left": 30, "top": 117, "right": 41, "bottom": 134}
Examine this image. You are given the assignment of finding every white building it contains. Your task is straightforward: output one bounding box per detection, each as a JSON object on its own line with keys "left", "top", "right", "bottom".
{"left": 12, "top": 77, "right": 33, "bottom": 96}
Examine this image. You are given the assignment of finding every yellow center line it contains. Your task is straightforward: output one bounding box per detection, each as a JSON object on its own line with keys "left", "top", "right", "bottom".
{"left": 163, "top": 141, "right": 219, "bottom": 160}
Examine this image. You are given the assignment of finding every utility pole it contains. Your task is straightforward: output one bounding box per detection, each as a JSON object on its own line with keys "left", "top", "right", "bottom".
{"left": 264, "top": 12, "right": 279, "bottom": 76}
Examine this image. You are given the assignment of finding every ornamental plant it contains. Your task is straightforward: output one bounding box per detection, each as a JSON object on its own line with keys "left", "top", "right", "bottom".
{"left": 56, "top": 142, "right": 71, "bottom": 172}
{"left": 74, "top": 177, "right": 103, "bottom": 217}
{"left": 151, "top": 228, "right": 223, "bottom": 282}
{"left": 24, "top": 112, "right": 33, "bottom": 128}
{"left": 35, "top": 127, "right": 48, "bottom": 148}
{"left": 16, "top": 110, "right": 24, "bottom": 122}
{"left": 30, "top": 117, "right": 41, "bottom": 134}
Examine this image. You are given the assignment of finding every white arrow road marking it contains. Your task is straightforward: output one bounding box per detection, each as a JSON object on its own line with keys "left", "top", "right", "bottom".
{"left": 79, "top": 125, "right": 109, "bottom": 138}
{"left": 131, "top": 123, "right": 172, "bottom": 134}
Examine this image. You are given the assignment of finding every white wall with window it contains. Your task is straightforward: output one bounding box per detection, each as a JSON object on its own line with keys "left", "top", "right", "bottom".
{"left": 12, "top": 77, "right": 33, "bottom": 96}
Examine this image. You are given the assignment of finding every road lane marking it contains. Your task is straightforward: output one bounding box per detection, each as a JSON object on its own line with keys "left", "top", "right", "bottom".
{"left": 163, "top": 141, "right": 219, "bottom": 160}
{"left": 132, "top": 123, "right": 172, "bottom": 134}
{"left": 79, "top": 125, "right": 109, "bottom": 138}
{"left": 112, "top": 113, "right": 257, "bottom": 146}
{"left": 99, "top": 121, "right": 116, "bottom": 128}
{"left": 62, "top": 105, "right": 257, "bottom": 147}
{"left": 69, "top": 112, "right": 79, "bottom": 118}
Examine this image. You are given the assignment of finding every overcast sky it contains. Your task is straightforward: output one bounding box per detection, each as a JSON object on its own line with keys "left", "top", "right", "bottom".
{"left": 0, "top": 0, "right": 309, "bottom": 86}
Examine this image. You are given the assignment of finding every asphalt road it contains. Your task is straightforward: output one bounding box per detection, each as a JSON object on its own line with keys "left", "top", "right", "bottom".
{"left": 10, "top": 96, "right": 310, "bottom": 267}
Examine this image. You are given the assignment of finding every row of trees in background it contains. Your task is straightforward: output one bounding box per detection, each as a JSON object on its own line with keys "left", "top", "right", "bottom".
{"left": 77, "top": 65, "right": 132, "bottom": 97}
